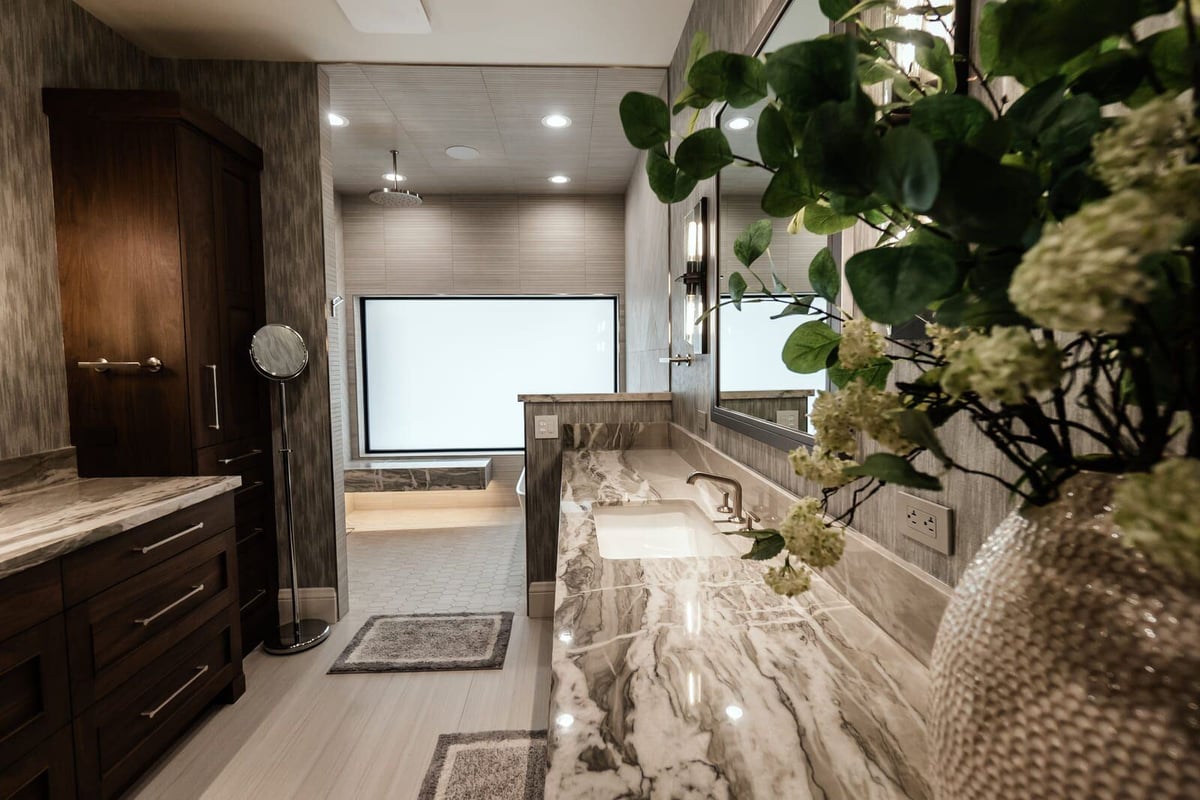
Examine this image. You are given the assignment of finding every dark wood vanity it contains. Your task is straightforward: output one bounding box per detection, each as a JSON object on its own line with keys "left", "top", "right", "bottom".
{"left": 43, "top": 89, "right": 278, "bottom": 656}
{"left": 0, "top": 490, "right": 241, "bottom": 800}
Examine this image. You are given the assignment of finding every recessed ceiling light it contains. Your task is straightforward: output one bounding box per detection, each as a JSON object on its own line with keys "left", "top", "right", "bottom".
{"left": 381, "top": 172, "right": 406, "bottom": 182}
{"left": 541, "top": 113, "right": 572, "bottom": 129}
{"left": 548, "top": 175, "right": 571, "bottom": 184}
{"left": 328, "top": 112, "right": 349, "bottom": 128}
{"left": 726, "top": 116, "right": 753, "bottom": 131}
{"left": 445, "top": 145, "right": 480, "bottom": 160}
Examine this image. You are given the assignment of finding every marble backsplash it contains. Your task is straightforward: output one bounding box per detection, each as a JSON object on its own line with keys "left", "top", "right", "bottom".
{"left": 669, "top": 423, "right": 952, "bottom": 665}
{"left": 561, "top": 421, "right": 670, "bottom": 451}
{"left": 0, "top": 447, "right": 77, "bottom": 495}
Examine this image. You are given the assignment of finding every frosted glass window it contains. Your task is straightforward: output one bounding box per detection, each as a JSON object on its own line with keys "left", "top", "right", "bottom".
{"left": 360, "top": 296, "right": 618, "bottom": 452}
{"left": 718, "top": 295, "right": 830, "bottom": 395}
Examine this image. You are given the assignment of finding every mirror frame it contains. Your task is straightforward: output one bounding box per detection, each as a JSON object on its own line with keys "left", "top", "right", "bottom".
{"left": 250, "top": 323, "right": 310, "bottom": 382}
{"left": 708, "top": 0, "right": 839, "bottom": 452}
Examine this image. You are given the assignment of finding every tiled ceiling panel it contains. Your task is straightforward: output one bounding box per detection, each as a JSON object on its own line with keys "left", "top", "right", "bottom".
{"left": 329, "top": 64, "right": 665, "bottom": 196}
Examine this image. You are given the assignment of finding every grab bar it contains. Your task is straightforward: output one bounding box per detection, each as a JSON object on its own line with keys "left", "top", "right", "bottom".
{"left": 77, "top": 357, "right": 163, "bottom": 373}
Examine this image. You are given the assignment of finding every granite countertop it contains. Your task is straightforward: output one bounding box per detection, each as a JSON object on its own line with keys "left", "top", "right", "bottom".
{"left": 548, "top": 448, "right": 931, "bottom": 800}
{"left": 0, "top": 474, "right": 242, "bottom": 580}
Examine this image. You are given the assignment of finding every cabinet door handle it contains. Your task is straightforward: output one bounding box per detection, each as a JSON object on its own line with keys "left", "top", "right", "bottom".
{"left": 218, "top": 449, "right": 262, "bottom": 466}
{"left": 237, "top": 526, "right": 265, "bottom": 547}
{"left": 205, "top": 364, "right": 221, "bottom": 430}
{"left": 78, "top": 357, "right": 164, "bottom": 373}
{"left": 134, "top": 583, "right": 205, "bottom": 627}
{"left": 235, "top": 480, "right": 265, "bottom": 497}
{"left": 134, "top": 522, "right": 204, "bottom": 555}
{"left": 240, "top": 588, "right": 268, "bottom": 612}
{"left": 140, "top": 665, "right": 209, "bottom": 719}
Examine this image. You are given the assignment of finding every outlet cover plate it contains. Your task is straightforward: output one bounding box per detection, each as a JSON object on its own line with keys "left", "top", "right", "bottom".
{"left": 897, "top": 491, "right": 954, "bottom": 555}
{"left": 776, "top": 410, "right": 801, "bottom": 430}
{"left": 696, "top": 410, "right": 708, "bottom": 432}
{"left": 534, "top": 415, "right": 559, "bottom": 440}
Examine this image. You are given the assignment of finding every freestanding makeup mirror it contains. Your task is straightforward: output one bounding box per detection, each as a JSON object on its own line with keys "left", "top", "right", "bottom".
{"left": 250, "top": 323, "right": 331, "bottom": 655}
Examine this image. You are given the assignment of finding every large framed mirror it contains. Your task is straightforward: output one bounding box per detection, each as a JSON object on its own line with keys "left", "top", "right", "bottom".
{"left": 710, "top": 0, "right": 836, "bottom": 451}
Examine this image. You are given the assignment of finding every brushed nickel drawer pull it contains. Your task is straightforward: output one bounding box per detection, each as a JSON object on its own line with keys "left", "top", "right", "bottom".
{"left": 240, "top": 588, "right": 268, "bottom": 612}
{"left": 218, "top": 449, "right": 262, "bottom": 466}
{"left": 78, "top": 357, "right": 164, "bottom": 373}
{"left": 134, "top": 522, "right": 205, "bottom": 555}
{"left": 205, "top": 364, "right": 221, "bottom": 430}
{"left": 235, "top": 480, "right": 265, "bottom": 495}
{"left": 134, "top": 583, "right": 205, "bottom": 627}
{"left": 140, "top": 665, "right": 209, "bottom": 719}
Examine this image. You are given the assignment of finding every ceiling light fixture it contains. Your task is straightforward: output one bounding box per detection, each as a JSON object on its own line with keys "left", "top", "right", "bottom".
{"left": 381, "top": 172, "right": 406, "bottom": 182}
{"left": 541, "top": 113, "right": 572, "bottom": 129}
{"left": 328, "top": 112, "right": 349, "bottom": 128}
{"left": 445, "top": 145, "right": 480, "bottom": 160}
{"left": 548, "top": 175, "right": 571, "bottom": 184}
{"left": 725, "top": 116, "right": 753, "bottom": 131}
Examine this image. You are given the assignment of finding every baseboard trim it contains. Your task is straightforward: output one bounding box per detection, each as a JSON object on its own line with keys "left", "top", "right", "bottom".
{"left": 528, "top": 581, "right": 555, "bottom": 619}
{"left": 278, "top": 587, "right": 339, "bottom": 624}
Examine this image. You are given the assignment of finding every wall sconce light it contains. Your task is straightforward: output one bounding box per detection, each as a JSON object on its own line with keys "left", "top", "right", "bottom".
{"left": 886, "top": 0, "right": 968, "bottom": 96}
{"left": 682, "top": 197, "right": 708, "bottom": 355}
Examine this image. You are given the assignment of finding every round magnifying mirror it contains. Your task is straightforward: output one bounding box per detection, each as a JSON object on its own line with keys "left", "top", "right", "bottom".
{"left": 250, "top": 324, "right": 309, "bottom": 381}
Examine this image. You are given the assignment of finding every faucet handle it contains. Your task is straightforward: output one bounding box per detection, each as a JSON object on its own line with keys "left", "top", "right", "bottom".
{"left": 716, "top": 492, "right": 734, "bottom": 515}
{"left": 741, "top": 510, "right": 761, "bottom": 532}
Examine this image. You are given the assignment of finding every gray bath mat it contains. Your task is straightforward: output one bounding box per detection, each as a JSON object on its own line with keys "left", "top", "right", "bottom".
{"left": 418, "top": 730, "right": 547, "bottom": 800}
{"left": 328, "top": 612, "right": 514, "bottom": 673}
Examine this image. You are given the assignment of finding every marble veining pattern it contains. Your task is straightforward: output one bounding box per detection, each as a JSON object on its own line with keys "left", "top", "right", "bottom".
{"left": 0, "top": 447, "right": 77, "bottom": 494}
{"left": 0, "top": 475, "right": 240, "bottom": 580}
{"left": 343, "top": 465, "right": 490, "bottom": 492}
{"left": 548, "top": 448, "right": 931, "bottom": 799}
{"left": 561, "top": 422, "right": 670, "bottom": 451}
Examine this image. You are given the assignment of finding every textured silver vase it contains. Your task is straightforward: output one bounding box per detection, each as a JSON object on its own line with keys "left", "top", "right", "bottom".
{"left": 929, "top": 472, "right": 1200, "bottom": 799}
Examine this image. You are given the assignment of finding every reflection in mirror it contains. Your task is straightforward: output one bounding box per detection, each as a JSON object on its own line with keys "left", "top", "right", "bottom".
{"left": 250, "top": 323, "right": 309, "bottom": 382}
{"left": 713, "top": 0, "right": 833, "bottom": 439}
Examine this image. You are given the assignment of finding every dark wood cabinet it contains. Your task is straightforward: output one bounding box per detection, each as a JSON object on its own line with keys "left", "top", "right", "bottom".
{"left": 44, "top": 89, "right": 278, "bottom": 654}
{"left": 0, "top": 491, "right": 242, "bottom": 800}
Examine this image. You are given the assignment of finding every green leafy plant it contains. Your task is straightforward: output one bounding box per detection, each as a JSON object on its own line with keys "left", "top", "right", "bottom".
{"left": 620, "top": 0, "right": 1200, "bottom": 595}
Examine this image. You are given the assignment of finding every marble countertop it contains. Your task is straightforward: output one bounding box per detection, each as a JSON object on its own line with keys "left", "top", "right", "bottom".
{"left": 0, "top": 474, "right": 241, "bottom": 580}
{"left": 548, "top": 448, "right": 931, "bottom": 799}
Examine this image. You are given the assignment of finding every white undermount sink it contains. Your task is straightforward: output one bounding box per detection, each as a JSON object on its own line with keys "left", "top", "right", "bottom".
{"left": 593, "top": 500, "right": 740, "bottom": 560}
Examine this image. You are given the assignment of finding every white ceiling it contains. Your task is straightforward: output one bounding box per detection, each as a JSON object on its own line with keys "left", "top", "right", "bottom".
{"left": 72, "top": 0, "right": 695, "bottom": 65}
{"left": 327, "top": 64, "right": 665, "bottom": 195}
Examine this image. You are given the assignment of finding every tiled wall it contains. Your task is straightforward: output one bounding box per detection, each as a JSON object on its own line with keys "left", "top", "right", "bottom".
{"left": 338, "top": 192, "right": 627, "bottom": 461}
{"left": 648, "top": 0, "right": 1013, "bottom": 587}
{"left": 1, "top": 0, "right": 341, "bottom": 601}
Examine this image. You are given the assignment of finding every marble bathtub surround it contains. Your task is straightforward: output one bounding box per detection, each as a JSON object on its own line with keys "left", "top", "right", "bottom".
{"left": 549, "top": 447, "right": 931, "bottom": 799}
{"left": 344, "top": 458, "right": 492, "bottom": 492}
{"left": 668, "top": 423, "right": 951, "bottom": 666}
{"left": 0, "top": 474, "right": 241, "bottom": 579}
{"left": 560, "top": 421, "right": 670, "bottom": 451}
{"left": 0, "top": 447, "right": 77, "bottom": 494}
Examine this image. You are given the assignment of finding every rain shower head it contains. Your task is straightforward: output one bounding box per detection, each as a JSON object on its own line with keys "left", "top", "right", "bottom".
{"left": 368, "top": 187, "right": 423, "bottom": 207}
{"left": 369, "top": 149, "right": 422, "bottom": 207}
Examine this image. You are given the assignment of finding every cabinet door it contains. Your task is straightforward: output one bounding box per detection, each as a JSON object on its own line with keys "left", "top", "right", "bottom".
{"left": 50, "top": 118, "right": 192, "bottom": 476}
{"left": 177, "top": 128, "right": 226, "bottom": 449}
{"left": 212, "top": 151, "right": 269, "bottom": 443}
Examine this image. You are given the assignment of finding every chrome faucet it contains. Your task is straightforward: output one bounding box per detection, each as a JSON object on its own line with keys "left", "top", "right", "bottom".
{"left": 686, "top": 471, "right": 760, "bottom": 530}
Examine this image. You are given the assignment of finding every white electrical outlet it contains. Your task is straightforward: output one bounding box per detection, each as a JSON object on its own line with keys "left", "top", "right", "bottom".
{"left": 534, "top": 415, "right": 559, "bottom": 440}
{"left": 696, "top": 410, "right": 708, "bottom": 432}
{"left": 776, "top": 410, "right": 801, "bottom": 430}
{"left": 897, "top": 492, "right": 954, "bottom": 555}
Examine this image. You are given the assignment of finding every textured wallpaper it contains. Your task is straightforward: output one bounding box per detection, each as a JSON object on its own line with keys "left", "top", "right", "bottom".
{"left": 1, "top": 0, "right": 340, "bottom": 597}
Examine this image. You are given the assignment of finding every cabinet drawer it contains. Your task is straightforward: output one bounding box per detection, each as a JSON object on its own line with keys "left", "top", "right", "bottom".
{"left": 0, "top": 562, "right": 62, "bottom": 644}
{"left": 0, "top": 726, "right": 74, "bottom": 800}
{"left": 66, "top": 529, "right": 238, "bottom": 709}
{"left": 74, "top": 612, "right": 236, "bottom": 800}
{"left": 0, "top": 618, "right": 71, "bottom": 769}
{"left": 62, "top": 494, "right": 234, "bottom": 606}
{"left": 195, "top": 438, "right": 271, "bottom": 505}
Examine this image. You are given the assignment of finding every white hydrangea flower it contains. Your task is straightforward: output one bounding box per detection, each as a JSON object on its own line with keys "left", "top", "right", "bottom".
{"left": 839, "top": 317, "right": 886, "bottom": 370}
{"left": 789, "top": 446, "right": 854, "bottom": 487}
{"left": 764, "top": 563, "right": 812, "bottom": 597}
{"left": 1008, "top": 189, "right": 1187, "bottom": 332}
{"left": 925, "top": 322, "right": 966, "bottom": 359}
{"left": 779, "top": 497, "right": 845, "bottom": 569}
{"left": 1113, "top": 458, "right": 1200, "bottom": 580}
{"left": 939, "top": 326, "right": 1063, "bottom": 405}
{"left": 810, "top": 381, "right": 913, "bottom": 456}
{"left": 1092, "top": 95, "right": 1200, "bottom": 192}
